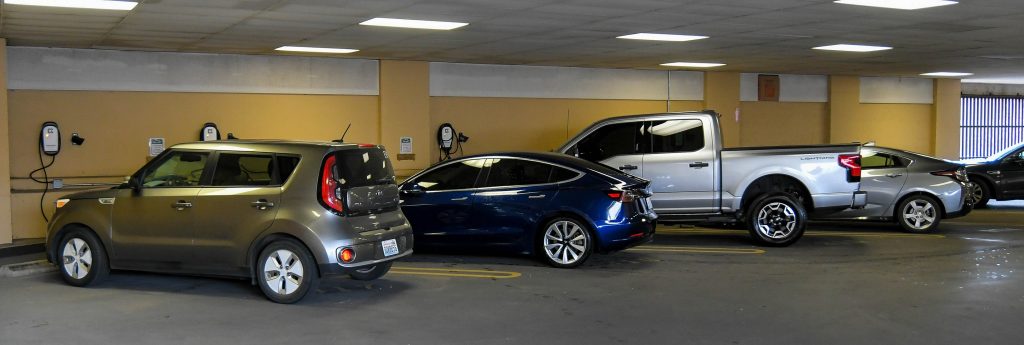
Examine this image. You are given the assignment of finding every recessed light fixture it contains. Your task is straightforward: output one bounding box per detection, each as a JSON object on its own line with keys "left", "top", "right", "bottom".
{"left": 660, "top": 62, "right": 726, "bottom": 68}
{"left": 4, "top": 0, "right": 137, "bottom": 10}
{"left": 360, "top": 17, "right": 468, "bottom": 30}
{"left": 617, "top": 33, "right": 708, "bottom": 42}
{"left": 813, "top": 44, "right": 893, "bottom": 52}
{"left": 835, "top": 0, "right": 957, "bottom": 10}
{"left": 921, "top": 72, "right": 973, "bottom": 77}
{"left": 275, "top": 46, "right": 359, "bottom": 54}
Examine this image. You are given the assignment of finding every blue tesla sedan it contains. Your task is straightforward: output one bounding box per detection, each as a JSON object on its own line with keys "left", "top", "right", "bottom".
{"left": 399, "top": 152, "right": 657, "bottom": 268}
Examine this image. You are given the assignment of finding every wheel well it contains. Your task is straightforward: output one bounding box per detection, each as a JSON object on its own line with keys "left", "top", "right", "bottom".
{"left": 740, "top": 175, "right": 813, "bottom": 214}
{"left": 50, "top": 224, "right": 107, "bottom": 264}
{"left": 248, "top": 233, "right": 322, "bottom": 283}
{"left": 535, "top": 211, "right": 598, "bottom": 250}
{"left": 968, "top": 174, "right": 995, "bottom": 198}
{"left": 893, "top": 192, "right": 947, "bottom": 219}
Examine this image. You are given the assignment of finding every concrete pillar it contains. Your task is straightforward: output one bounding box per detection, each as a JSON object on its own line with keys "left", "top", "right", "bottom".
{"left": 828, "top": 75, "right": 860, "bottom": 145}
{"left": 703, "top": 72, "right": 741, "bottom": 147}
{"left": 933, "top": 79, "right": 962, "bottom": 159}
{"left": 0, "top": 39, "right": 13, "bottom": 245}
{"left": 379, "top": 60, "right": 431, "bottom": 177}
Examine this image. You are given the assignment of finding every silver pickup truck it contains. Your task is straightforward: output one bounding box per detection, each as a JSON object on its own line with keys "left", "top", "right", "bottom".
{"left": 558, "top": 111, "right": 866, "bottom": 246}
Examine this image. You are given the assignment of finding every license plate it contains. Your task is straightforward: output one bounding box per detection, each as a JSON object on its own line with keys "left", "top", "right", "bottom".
{"left": 381, "top": 239, "right": 399, "bottom": 257}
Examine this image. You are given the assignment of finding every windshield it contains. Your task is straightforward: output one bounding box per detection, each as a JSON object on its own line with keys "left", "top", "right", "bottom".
{"left": 986, "top": 142, "right": 1024, "bottom": 161}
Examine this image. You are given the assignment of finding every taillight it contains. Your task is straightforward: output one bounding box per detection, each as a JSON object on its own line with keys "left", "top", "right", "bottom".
{"left": 338, "top": 247, "right": 355, "bottom": 263}
{"left": 838, "top": 154, "right": 861, "bottom": 183}
{"left": 932, "top": 167, "right": 969, "bottom": 182}
{"left": 320, "top": 155, "right": 344, "bottom": 213}
{"left": 606, "top": 190, "right": 636, "bottom": 203}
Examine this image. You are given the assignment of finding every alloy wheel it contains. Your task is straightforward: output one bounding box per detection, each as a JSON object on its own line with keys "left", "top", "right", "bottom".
{"left": 543, "top": 220, "right": 588, "bottom": 265}
{"left": 902, "top": 199, "right": 937, "bottom": 230}
{"left": 755, "top": 202, "right": 797, "bottom": 239}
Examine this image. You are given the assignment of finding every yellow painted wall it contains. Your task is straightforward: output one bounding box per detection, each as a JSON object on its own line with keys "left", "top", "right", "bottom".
{"left": 739, "top": 102, "right": 829, "bottom": 147}
{"left": 379, "top": 61, "right": 432, "bottom": 176}
{"left": 0, "top": 38, "right": 12, "bottom": 244}
{"left": 8, "top": 90, "right": 379, "bottom": 239}
{"left": 703, "top": 72, "right": 741, "bottom": 147}
{"left": 429, "top": 97, "right": 703, "bottom": 160}
{"left": 933, "top": 79, "right": 961, "bottom": 159}
{"left": 829, "top": 76, "right": 935, "bottom": 154}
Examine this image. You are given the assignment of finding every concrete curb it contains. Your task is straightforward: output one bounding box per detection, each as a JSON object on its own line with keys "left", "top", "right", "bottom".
{"left": 0, "top": 260, "right": 57, "bottom": 278}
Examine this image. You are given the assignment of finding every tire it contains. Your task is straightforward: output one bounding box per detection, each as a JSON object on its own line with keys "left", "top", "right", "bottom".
{"left": 57, "top": 228, "right": 109, "bottom": 287}
{"left": 349, "top": 261, "right": 392, "bottom": 281}
{"left": 746, "top": 193, "right": 807, "bottom": 247}
{"left": 538, "top": 217, "right": 593, "bottom": 268}
{"left": 972, "top": 181, "right": 991, "bottom": 208}
{"left": 256, "top": 239, "right": 319, "bottom": 304}
{"left": 896, "top": 195, "right": 942, "bottom": 233}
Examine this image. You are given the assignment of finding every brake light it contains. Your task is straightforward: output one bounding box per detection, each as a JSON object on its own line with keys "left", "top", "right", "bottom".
{"left": 838, "top": 154, "right": 861, "bottom": 182}
{"left": 606, "top": 190, "right": 636, "bottom": 203}
{"left": 358, "top": 143, "right": 377, "bottom": 148}
{"left": 932, "top": 167, "right": 969, "bottom": 182}
{"left": 320, "top": 155, "right": 344, "bottom": 213}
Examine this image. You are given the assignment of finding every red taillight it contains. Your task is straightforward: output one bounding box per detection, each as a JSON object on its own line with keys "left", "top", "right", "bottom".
{"left": 606, "top": 190, "right": 636, "bottom": 203}
{"left": 320, "top": 155, "right": 343, "bottom": 213}
{"left": 358, "top": 143, "right": 377, "bottom": 148}
{"left": 838, "top": 154, "right": 861, "bottom": 182}
{"left": 338, "top": 248, "right": 355, "bottom": 263}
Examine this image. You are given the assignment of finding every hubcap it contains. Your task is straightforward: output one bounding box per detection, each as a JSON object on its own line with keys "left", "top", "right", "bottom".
{"left": 543, "top": 221, "right": 588, "bottom": 265}
{"left": 263, "top": 249, "right": 304, "bottom": 295}
{"left": 902, "top": 199, "right": 936, "bottom": 230}
{"left": 61, "top": 238, "right": 92, "bottom": 280}
{"left": 755, "top": 202, "right": 797, "bottom": 239}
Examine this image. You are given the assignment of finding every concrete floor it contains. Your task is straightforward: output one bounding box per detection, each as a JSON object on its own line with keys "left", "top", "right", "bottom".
{"left": 2, "top": 203, "right": 1023, "bottom": 344}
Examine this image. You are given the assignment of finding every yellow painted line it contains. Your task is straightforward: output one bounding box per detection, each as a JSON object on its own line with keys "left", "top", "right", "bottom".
{"left": 630, "top": 245, "right": 765, "bottom": 255}
{"left": 655, "top": 227, "right": 942, "bottom": 237}
{"left": 390, "top": 266, "right": 521, "bottom": 279}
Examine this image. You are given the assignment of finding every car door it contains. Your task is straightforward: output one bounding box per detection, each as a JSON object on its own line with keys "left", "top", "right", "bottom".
{"left": 998, "top": 150, "right": 1024, "bottom": 198}
{"left": 827, "top": 149, "right": 909, "bottom": 218}
{"left": 190, "top": 152, "right": 283, "bottom": 274}
{"left": 110, "top": 150, "right": 209, "bottom": 267}
{"left": 472, "top": 158, "right": 559, "bottom": 247}
{"left": 399, "top": 158, "right": 487, "bottom": 245}
{"left": 640, "top": 118, "right": 717, "bottom": 213}
{"left": 574, "top": 122, "right": 645, "bottom": 176}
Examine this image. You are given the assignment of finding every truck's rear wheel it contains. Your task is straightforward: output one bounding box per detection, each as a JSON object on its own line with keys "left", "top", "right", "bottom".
{"left": 747, "top": 193, "right": 807, "bottom": 247}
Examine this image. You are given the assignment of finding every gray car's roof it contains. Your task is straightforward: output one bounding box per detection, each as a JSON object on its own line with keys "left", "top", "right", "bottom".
{"left": 172, "top": 139, "right": 363, "bottom": 150}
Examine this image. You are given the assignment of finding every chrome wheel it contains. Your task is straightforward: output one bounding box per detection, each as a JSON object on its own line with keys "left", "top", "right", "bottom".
{"left": 755, "top": 202, "right": 797, "bottom": 239}
{"left": 969, "top": 184, "right": 984, "bottom": 205}
{"left": 61, "top": 238, "right": 92, "bottom": 280}
{"left": 262, "top": 249, "right": 304, "bottom": 295}
{"left": 902, "top": 199, "right": 937, "bottom": 230}
{"left": 543, "top": 220, "right": 588, "bottom": 265}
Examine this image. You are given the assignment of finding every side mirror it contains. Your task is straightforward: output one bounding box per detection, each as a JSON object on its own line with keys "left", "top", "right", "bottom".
{"left": 124, "top": 176, "right": 141, "bottom": 191}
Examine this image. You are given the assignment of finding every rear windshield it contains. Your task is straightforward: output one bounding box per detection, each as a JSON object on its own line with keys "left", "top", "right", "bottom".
{"left": 332, "top": 148, "right": 396, "bottom": 189}
{"left": 572, "top": 158, "right": 647, "bottom": 185}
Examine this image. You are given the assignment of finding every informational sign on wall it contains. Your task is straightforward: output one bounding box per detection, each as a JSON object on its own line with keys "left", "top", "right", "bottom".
{"left": 400, "top": 137, "right": 413, "bottom": 154}
{"left": 148, "top": 138, "right": 165, "bottom": 157}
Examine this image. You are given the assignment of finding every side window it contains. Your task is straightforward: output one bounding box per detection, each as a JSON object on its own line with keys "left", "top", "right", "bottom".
{"left": 277, "top": 156, "right": 301, "bottom": 183}
{"left": 861, "top": 152, "right": 905, "bottom": 169}
{"left": 648, "top": 119, "right": 705, "bottom": 153}
{"left": 142, "top": 151, "right": 209, "bottom": 187}
{"left": 550, "top": 166, "right": 580, "bottom": 183}
{"left": 576, "top": 122, "right": 642, "bottom": 161}
{"left": 212, "top": 153, "right": 275, "bottom": 186}
{"left": 483, "top": 159, "right": 554, "bottom": 187}
{"left": 414, "top": 159, "right": 487, "bottom": 191}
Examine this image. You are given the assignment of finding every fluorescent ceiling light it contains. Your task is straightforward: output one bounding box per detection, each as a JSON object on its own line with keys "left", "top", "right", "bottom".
{"left": 660, "top": 62, "right": 726, "bottom": 68}
{"left": 360, "top": 17, "right": 468, "bottom": 30}
{"left": 921, "top": 72, "right": 973, "bottom": 77}
{"left": 813, "top": 44, "right": 892, "bottom": 52}
{"left": 3, "top": 0, "right": 137, "bottom": 10}
{"left": 835, "top": 0, "right": 957, "bottom": 10}
{"left": 275, "top": 46, "right": 359, "bottom": 54}
{"left": 617, "top": 33, "right": 708, "bottom": 42}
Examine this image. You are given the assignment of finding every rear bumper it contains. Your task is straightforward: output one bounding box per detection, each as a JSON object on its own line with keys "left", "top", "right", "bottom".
{"left": 318, "top": 223, "right": 414, "bottom": 276}
{"left": 596, "top": 213, "right": 657, "bottom": 253}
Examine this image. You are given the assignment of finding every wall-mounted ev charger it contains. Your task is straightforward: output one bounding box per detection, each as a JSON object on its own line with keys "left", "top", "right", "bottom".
{"left": 41, "top": 121, "right": 60, "bottom": 156}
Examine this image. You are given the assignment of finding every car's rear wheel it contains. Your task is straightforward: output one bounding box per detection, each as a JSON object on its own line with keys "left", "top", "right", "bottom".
{"left": 256, "top": 239, "right": 318, "bottom": 304}
{"left": 57, "top": 228, "right": 109, "bottom": 287}
{"left": 539, "top": 218, "right": 593, "bottom": 268}
{"left": 747, "top": 193, "right": 807, "bottom": 247}
{"left": 897, "top": 195, "right": 942, "bottom": 233}
{"left": 349, "top": 261, "right": 392, "bottom": 281}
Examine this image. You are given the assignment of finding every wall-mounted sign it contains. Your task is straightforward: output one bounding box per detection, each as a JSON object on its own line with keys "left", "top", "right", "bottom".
{"left": 148, "top": 138, "right": 165, "bottom": 157}
{"left": 758, "top": 74, "right": 780, "bottom": 102}
{"left": 400, "top": 137, "right": 413, "bottom": 154}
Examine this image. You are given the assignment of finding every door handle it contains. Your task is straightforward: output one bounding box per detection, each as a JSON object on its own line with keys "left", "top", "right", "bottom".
{"left": 885, "top": 173, "right": 903, "bottom": 178}
{"left": 251, "top": 199, "right": 276, "bottom": 210}
{"left": 689, "top": 162, "right": 709, "bottom": 168}
{"left": 528, "top": 194, "right": 547, "bottom": 199}
{"left": 172, "top": 200, "right": 193, "bottom": 211}
{"left": 619, "top": 164, "right": 638, "bottom": 171}
{"left": 451, "top": 197, "right": 469, "bottom": 201}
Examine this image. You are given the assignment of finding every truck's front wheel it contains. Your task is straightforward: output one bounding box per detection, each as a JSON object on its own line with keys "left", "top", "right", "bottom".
{"left": 746, "top": 193, "right": 807, "bottom": 247}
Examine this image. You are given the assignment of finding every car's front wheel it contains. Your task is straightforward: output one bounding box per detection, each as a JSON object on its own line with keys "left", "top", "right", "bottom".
{"left": 539, "top": 218, "right": 593, "bottom": 268}
{"left": 256, "top": 239, "right": 319, "bottom": 304}
{"left": 897, "top": 195, "right": 942, "bottom": 233}
{"left": 57, "top": 228, "right": 109, "bottom": 287}
{"left": 349, "top": 262, "right": 392, "bottom": 281}
{"left": 971, "top": 181, "right": 991, "bottom": 208}
{"left": 747, "top": 193, "right": 807, "bottom": 247}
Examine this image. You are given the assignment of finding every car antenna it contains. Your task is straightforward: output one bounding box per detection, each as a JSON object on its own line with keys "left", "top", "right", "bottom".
{"left": 333, "top": 123, "right": 352, "bottom": 143}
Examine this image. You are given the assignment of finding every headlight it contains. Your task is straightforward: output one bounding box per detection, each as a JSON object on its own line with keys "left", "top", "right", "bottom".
{"left": 55, "top": 199, "right": 70, "bottom": 208}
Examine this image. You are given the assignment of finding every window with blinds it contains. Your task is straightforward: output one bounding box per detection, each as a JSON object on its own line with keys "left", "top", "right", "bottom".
{"left": 961, "top": 96, "right": 1024, "bottom": 159}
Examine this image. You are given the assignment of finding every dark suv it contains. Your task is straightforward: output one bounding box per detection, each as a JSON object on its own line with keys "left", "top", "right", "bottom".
{"left": 46, "top": 140, "right": 413, "bottom": 303}
{"left": 965, "top": 142, "right": 1024, "bottom": 207}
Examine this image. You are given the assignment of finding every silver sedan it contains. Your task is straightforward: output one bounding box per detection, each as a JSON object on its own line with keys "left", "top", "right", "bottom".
{"left": 816, "top": 146, "right": 973, "bottom": 233}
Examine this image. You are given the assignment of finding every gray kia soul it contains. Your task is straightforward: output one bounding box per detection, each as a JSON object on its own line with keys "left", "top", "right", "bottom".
{"left": 45, "top": 140, "right": 413, "bottom": 303}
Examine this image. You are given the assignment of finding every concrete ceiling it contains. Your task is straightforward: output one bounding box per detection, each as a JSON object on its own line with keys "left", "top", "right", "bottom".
{"left": 2, "top": 0, "right": 1024, "bottom": 82}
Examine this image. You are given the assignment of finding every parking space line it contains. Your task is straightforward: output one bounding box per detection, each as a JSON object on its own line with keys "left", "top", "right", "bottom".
{"left": 630, "top": 245, "right": 765, "bottom": 255}
{"left": 390, "top": 266, "right": 522, "bottom": 279}
{"left": 657, "top": 228, "right": 945, "bottom": 239}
